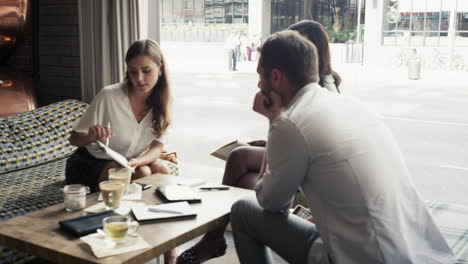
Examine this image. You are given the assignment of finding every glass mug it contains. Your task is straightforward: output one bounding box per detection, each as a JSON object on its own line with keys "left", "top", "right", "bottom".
{"left": 108, "top": 168, "right": 132, "bottom": 193}
{"left": 99, "top": 180, "right": 124, "bottom": 210}
{"left": 102, "top": 215, "right": 139, "bottom": 243}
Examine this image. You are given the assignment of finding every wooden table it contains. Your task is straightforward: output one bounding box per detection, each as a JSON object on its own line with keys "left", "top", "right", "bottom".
{"left": 0, "top": 173, "right": 254, "bottom": 264}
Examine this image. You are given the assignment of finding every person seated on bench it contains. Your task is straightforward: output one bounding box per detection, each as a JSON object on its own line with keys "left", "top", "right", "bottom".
{"left": 176, "top": 20, "right": 341, "bottom": 264}
{"left": 66, "top": 39, "right": 177, "bottom": 264}
{"left": 230, "top": 30, "right": 453, "bottom": 263}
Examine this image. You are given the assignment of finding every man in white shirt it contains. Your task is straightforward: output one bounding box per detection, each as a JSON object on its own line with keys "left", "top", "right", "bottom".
{"left": 230, "top": 30, "right": 454, "bottom": 264}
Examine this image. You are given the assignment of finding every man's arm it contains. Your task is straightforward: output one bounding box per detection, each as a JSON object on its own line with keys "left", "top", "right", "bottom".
{"left": 255, "top": 117, "right": 309, "bottom": 213}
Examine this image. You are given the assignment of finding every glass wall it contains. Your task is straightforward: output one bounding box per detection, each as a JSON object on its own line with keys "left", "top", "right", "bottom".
{"left": 271, "top": 0, "right": 362, "bottom": 43}
{"left": 271, "top": 0, "right": 304, "bottom": 33}
{"left": 382, "top": 0, "right": 468, "bottom": 46}
{"left": 161, "top": 0, "right": 248, "bottom": 25}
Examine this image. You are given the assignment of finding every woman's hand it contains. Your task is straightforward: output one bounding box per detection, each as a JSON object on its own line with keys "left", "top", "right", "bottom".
{"left": 128, "top": 158, "right": 139, "bottom": 168}
{"left": 87, "top": 124, "right": 113, "bottom": 144}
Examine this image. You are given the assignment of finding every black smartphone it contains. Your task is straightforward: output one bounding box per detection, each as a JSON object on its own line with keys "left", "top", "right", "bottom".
{"left": 292, "top": 205, "right": 313, "bottom": 221}
{"left": 135, "top": 183, "right": 152, "bottom": 191}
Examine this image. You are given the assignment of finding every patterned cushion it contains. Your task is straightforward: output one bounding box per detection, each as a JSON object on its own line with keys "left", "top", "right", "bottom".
{"left": 0, "top": 157, "right": 69, "bottom": 264}
{"left": 0, "top": 100, "right": 88, "bottom": 174}
{"left": 0, "top": 157, "right": 69, "bottom": 222}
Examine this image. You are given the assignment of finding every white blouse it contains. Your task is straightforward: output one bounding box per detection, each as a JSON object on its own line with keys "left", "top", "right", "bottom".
{"left": 73, "top": 82, "right": 168, "bottom": 160}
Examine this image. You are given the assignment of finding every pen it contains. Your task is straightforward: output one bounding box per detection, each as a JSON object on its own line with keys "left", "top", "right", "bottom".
{"left": 147, "top": 208, "right": 183, "bottom": 214}
{"left": 106, "top": 122, "right": 111, "bottom": 147}
{"left": 199, "top": 187, "right": 230, "bottom": 191}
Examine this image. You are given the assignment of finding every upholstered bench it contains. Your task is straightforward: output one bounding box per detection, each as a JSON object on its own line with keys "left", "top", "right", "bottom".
{"left": 0, "top": 99, "right": 178, "bottom": 263}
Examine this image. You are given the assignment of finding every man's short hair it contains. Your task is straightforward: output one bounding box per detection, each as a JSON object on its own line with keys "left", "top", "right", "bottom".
{"left": 258, "top": 30, "right": 319, "bottom": 87}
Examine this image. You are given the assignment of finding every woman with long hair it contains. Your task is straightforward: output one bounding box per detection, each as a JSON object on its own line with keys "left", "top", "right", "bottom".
{"left": 66, "top": 39, "right": 177, "bottom": 263}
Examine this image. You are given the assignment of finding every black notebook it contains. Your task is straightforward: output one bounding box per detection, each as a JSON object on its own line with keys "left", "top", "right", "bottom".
{"left": 155, "top": 185, "right": 202, "bottom": 204}
{"left": 59, "top": 210, "right": 118, "bottom": 237}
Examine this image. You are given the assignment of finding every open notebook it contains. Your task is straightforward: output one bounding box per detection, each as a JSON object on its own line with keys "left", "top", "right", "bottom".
{"left": 131, "top": 202, "right": 197, "bottom": 223}
{"left": 211, "top": 140, "right": 249, "bottom": 161}
{"left": 96, "top": 141, "right": 135, "bottom": 173}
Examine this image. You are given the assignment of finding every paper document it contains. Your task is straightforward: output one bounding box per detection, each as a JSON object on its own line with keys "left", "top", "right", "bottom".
{"left": 96, "top": 141, "right": 135, "bottom": 173}
{"left": 211, "top": 140, "right": 249, "bottom": 160}
{"left": 131, "top": 201, "right": 197, "bottom": 223}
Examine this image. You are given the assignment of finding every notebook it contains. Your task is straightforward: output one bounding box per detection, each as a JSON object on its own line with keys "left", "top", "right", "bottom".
{"left": 131, "top": 202, "right": 197, "bottom": 223}
{"left": 96, "top": 141, "right": 135, "bottom": 173}
{"left": 211, "top": 140, "right": 249, "bottom": 160}
{"left": 155, "top": 185, "right": 202, "bottom": 204}
{"left": 59, "top": 210, "right": 119, "bottom": 237}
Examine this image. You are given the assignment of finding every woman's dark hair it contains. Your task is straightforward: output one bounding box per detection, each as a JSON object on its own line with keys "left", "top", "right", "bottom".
{"left": 125, "top": 39, "right": 172, "bottom": 138}
{"left": 288, "top": 20, "right": 341, "bottom": 92}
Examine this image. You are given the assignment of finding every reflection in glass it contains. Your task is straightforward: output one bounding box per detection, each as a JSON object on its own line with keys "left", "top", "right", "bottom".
{"left": 440, "top": 11, "right": 450, "bottom": 31}
{"left": 161, "top": 0, "right": 248, "bottom": 25}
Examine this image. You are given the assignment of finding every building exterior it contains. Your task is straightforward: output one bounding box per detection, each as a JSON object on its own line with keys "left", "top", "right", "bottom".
{"left": 154, "top": 0, "right": 467, "bottom": 70}
{"left": 365, "top": 0, "right": 468, "bottom": 69}
{"left": 160, "top": 0, "right": 249, "bottom": 25}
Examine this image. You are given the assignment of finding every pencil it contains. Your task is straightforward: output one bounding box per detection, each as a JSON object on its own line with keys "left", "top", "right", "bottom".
{"left": 106, "top": 121, "right": 111, "bottom": 147}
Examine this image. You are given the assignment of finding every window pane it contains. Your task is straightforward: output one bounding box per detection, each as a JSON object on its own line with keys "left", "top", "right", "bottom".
{"left": 426, "top": 12, "right": 440, "bottom": 31}
{"left": 425, "top": 32, "right": 440, "bottom": 46}
{"left": 439, "top": 34, "right": 449, "bottom": 45}
{"left": 441, "top": 11, "right": 450, "bottom": 31}
{"left": 162, "top": 0, "right": 173, "bottom": 24}
{"left": 455, "top": 32, "right": 468, "bottom": 46}
{"left": 194, "top": 0, "right": 204, "bottom": 24}
{"left": 457, "top": 12, "right": 468, "bottom": 31}
{"left": 411, "top": 31, "right": 424, "bottom": 45}
{"left": 383, "top": 32, "right": 396, "bottom": 45}
{"left": 411, "top": 12, "right": 425, "bottom": 31}
{"left": 398, "top": 12, "right": 410, "bottom": 30}
{"left": 396, "top": 32, "right": 410, "bottom": 45}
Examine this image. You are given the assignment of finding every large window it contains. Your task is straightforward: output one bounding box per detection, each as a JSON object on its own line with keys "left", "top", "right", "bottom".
{"left": 272, "top": 0, "right": 362, "bottom": 43}
{"left": 271, "top": 0, "right": 304, "bottom": 33}
{"left": 161, "top": 0, "right": 248, "bottom": 25}
{"left": 383, "top": 0, "right": 468, "bottom": 46}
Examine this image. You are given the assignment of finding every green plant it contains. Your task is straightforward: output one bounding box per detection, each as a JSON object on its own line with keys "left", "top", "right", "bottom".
{"left": 326, "top": 28, "right": 356, "bottom": 43}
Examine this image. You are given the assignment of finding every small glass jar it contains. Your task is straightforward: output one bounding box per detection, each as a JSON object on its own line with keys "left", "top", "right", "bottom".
{"left": 63, "top": 184, "right": 89, "bottom": 211}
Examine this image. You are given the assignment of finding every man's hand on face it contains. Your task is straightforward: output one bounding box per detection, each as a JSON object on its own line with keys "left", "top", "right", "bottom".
{"left": 253, "top": 90, "right": 283, "bottom": 121}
